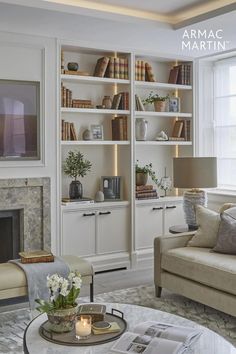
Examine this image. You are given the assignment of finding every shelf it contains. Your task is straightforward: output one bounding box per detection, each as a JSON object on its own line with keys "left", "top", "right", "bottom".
{"left": 61, "top": 74, "right": 130, "bottom": 85}
{"left": 135, "top": 141, "right": 192, "bottom": 146}
{"left": 61, "top": 108, "right": 130, "bottom": 115}
{"left": 62, "top": 200, "right": 130, "bottom": 210}
{"left": 61, "top": 140, "right": 130, "bottom": 146}
{"left": 135, "top": 196, "right": 183, "bottom": 205}
{"left": 135, "top": 111, "right": 192, "bottom": 118}
{"left": 135, "top": 81, "right": 192, "bottom": 90}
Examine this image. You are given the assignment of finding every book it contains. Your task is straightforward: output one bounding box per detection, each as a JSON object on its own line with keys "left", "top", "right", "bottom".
{"left": 111, "top": 321, "right": 201, "bottom": 354}
{"left": 63, "top": 70, "right": 89, "bottom": 76}
{"left": 136, "top": 185, "right": 153, "bottom": 191}
{"left": 92, "top": 322, "right": 121, "bottom": 335}
{"left": 111, "top": 93, "right": 122, "bottom": 109}
{"left": 111, "top": 116, "right": 128, "bottom": 140}
{"left": 135, "top": 94, "right": 145, "bottom": 111}
{"left": 19, "top": 250, "right": 54, "bottom": 264}
{"left": 124, "top": 58, "right": 129, "bottom": 79}
{"left": 107, "top": 56, "right": 115, "bottom": 78}
{"left": 114, "top": 57, "right": 120, "bottom": 79}
{"left": 119, "top": 58, "right": 125, "bottom": 79}
{"left": 145, "top": 62, "right": 155, "bottom": 82}
{"left": 168, "top": 66, "right": 179, "bottom": 84}
{"left": 61, "top": 197, "right": 94, "bottom": 205}
{"left": 93, "top": 57, "right": 110, "bottom": 77}
{"left": 171, "top": 121, "right": 184, "bottom": 138}
{"left": 136, "top": 192, "right": 158, "bottom": 199}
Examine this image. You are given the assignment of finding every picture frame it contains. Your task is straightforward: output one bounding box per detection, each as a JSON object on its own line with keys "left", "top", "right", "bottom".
{"left": 91, "top": 124, "right": 104, "bottom": 140}
{"left": 169, "top": 97, "right": 180, "bottom": 113}
{"left": 101, "top": 176, "right": 122, "bottom": 200}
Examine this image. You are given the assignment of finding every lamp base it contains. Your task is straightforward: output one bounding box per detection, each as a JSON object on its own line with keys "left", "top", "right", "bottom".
{"left": 183, "top": 190, "right": 206, "bottom": 228}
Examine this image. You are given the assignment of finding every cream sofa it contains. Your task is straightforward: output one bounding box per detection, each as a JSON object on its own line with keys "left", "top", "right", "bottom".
{"left": 154, "top": 232, "right": 236, "bottom": 316}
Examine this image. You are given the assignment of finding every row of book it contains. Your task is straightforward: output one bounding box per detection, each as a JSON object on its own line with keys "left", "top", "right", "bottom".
{"left": 136, "top": 185, "right": 158, "bottom": 200}
{"left": 61, "top": 84, "right": 72, "bottom": 107}
{"left": 61, "top": 120, "right": 78, "bottom": 140}
{"left": 135, "top": 61, "right": 155, "bottom": 82}
{"left": 168, "top": 64, "right": 191, "bottom": 85}
{"left": 111, "top": 92, "right": 129, "bottom": 110}
{"left": 111, "top": 116, "right": 128, "bottom": 141}
{"left": 170, "top": 119, "right": 191, "bottom": 141}
{"left": 94, "top": 56, "right": 129, "bottom": 79}
{"left": 72, "top": 99, "right": 93, "bottom": 109}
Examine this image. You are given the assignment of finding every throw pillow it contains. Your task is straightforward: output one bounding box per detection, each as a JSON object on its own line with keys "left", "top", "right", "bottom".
{"left": 218, "top": 203, "right": 236, "bottom": 214}
{"left": 187, "top": 205, "right": 220, "bottom": 248}
{"left": 224, "top": 206, "right": 236, "bottom": 219}
{"left": 212, "top": 213, "right": 236, "bottom": 254}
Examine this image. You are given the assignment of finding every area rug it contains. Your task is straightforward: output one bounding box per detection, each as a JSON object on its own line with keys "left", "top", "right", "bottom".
{"left": 1, "top": 285, "right": 236, "bottom": 353}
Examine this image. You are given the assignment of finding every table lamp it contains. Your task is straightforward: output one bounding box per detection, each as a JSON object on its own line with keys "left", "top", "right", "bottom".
{"left": 173, "top": 157, "right": 217, "bottom": 229}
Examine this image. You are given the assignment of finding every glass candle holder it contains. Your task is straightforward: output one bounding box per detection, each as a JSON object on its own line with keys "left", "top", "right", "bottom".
{"left": 75, "top": 315, "right": 92, "bottom": 340}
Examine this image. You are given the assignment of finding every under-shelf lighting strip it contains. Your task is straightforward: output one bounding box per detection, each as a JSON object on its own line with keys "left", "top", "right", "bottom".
{"left": 114, "top": 55, "right": 118, "bottom": 175}
{"left": 175, "top": 59, "right": 179, "bottom": 196}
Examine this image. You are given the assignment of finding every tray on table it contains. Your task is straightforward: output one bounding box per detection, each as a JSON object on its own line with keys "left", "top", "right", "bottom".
{"left": 39, "top": 308, "right": 127, "bottom": 346}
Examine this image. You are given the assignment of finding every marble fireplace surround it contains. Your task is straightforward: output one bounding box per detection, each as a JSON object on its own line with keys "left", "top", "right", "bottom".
{"left": 0, "top": 178, "right": 50, "bottom": 251}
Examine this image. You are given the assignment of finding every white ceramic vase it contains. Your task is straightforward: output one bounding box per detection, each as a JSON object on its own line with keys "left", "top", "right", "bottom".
{"left": 136, "top": 118, "right": 148, "bottom": 141}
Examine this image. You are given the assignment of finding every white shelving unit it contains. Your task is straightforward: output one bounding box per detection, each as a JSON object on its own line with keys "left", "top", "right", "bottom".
{"left": 58, "top": 42, "right": 194, "bottom": 271}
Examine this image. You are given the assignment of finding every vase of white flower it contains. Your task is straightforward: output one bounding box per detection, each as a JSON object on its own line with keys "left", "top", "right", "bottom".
{"left": 35, "top": 271, "right": 82, "bottom": 333}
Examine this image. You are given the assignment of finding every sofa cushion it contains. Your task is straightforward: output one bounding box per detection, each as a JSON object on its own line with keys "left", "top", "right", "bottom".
{"left": 162, "top": 247, "right": 236, "bottom": 296}
{"left": 213, "top": 213, "right": 236, "bottom": 255}
{"left": 187, "top": 205, "right": 220, "bottom": 248}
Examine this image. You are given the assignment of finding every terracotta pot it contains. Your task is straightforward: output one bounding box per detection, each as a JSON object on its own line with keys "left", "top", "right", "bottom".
{"left": 47, "top": 305, "right": 78, "bottom": 333}
{"left": 154, "top": 101, "right": 166, "bottom": 112}
{"left": 136, "top": 172, "right": 148, "bottom": 186}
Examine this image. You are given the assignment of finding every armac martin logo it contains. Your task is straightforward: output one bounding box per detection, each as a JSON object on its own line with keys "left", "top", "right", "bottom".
{"left": 182, "top": 29, "right": 230, "bottom": 51}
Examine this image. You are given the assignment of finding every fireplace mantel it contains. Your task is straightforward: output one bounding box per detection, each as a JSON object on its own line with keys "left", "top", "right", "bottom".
{"left": 0, "top": 177, "right": 50, "bottom": 251}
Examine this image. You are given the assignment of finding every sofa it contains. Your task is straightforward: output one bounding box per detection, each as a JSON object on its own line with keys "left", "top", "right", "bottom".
{"left": 154, "top": 229, "right": 236, "bottom": 316}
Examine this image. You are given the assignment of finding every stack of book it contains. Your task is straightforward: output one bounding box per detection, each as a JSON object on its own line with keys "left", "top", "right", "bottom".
{"left": 72, "top": 99, "right": 93, "bottom": 108}
{"left": 61, "top": 120, "right": 77, "bottom": 140}
{"left": 93, "top": 56, "right": 129, "bottom": 79}
{"left": 135, "top": 94, "right": 145, "bottom": 111}
{"left": 136, "top": 185, "right": 158, "bottom": 200}
{"left": 61, "top": 198, "right": 94, "bottom": 206}
{"left": 61, "top": 84, "right": 72, "bottom": 107}
{"left": 111, "top": 92, "right": 129, "bottom": 110}
{"left": 19, "top": 250, "right": 54, "bottom": 264}
{"left": 135, "top": 60, "right": 155, "bottom": 82}
{"left": 169, "top": 119, "right": 191, "bottom": 141}
{"left": 168, "top": 64, "right": 191, "bottom": 85}
{"left": 111, "top": 116, "right": 128, "bottom": 140}
{"left": 63, "top": 69, "right": 89, "bottom": 76}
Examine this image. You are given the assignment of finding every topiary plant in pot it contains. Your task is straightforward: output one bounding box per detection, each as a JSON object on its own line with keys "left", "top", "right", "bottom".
{"left": 143, "top": 91, "right": 169, "bottom": 112}
{"left": 63, "top": 150, "right": 92, "bottom": 199}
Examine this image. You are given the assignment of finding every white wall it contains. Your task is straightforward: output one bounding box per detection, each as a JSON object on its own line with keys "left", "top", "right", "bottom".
{"left": 0, "top": 32, "right": 58, "bottom": 253}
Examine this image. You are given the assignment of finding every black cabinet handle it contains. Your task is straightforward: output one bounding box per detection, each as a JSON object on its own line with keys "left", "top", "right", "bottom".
{"left": 166, "top": 206, "right": 177, "bottom": 209}
{"left": 152, "top": 207, "right": 163, "bottom": 211}
{"left": 83, "top": 213, "right": 95, "bottom": 217}
{"left": 99, "top": 211, "right": 111, "bottom": 215}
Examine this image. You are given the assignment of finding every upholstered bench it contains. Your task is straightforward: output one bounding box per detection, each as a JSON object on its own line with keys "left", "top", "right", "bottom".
{"left": 0, "top": 255, "right": 94, "bottom": 302}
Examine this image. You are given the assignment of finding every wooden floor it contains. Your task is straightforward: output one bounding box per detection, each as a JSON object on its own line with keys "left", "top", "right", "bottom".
{"left": 0, "top": 267, "right": 153, "bottom": 312}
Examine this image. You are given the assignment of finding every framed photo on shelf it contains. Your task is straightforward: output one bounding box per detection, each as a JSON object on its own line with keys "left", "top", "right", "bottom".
{"left": 169, "top": 97, "right": 180, "bottom": 113}
{"left": 101, "top": 176, "right": 122, "bottom": 200}
{"left": 91, "top": 124, "right": 104, "bottom": 140}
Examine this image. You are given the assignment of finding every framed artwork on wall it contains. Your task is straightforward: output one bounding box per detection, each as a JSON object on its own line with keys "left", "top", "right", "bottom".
{"left": 101, "top": 176, "right": 122, "bottom": 200}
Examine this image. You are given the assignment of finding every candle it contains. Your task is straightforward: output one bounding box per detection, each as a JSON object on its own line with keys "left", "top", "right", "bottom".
{"left": 76, "top": 315, "right": 92, "bottom": 339}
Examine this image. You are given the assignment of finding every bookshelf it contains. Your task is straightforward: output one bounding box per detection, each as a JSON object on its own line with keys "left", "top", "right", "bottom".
{"left": 58, "top": 43, "right": 193, "bottom": 271}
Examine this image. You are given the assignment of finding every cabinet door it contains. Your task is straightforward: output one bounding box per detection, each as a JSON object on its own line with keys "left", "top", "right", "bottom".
{"left": 62, "top": 210, "right": 96, "bottom": 256}
{"left": 136, "top": 204, "right": 163, "bottom": 249}
{"left": 97, "top": 208, "right": 129, "bottom": 254}
{"left": 164, "top": 202, "right": 185, "bottom": 235}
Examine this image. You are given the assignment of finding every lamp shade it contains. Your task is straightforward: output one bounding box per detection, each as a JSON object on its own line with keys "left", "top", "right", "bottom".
{"left": 173, "top": 157, "right": 217, "bottom": 189}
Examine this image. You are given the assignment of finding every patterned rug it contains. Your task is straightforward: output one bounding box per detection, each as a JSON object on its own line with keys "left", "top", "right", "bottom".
{"left": 1, "top": 285, "right": 236, "bottom": 353}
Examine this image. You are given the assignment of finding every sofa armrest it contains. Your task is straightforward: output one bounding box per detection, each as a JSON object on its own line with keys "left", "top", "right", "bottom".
{"left": 154, "top": 232, "right": 195, "bottom": 285}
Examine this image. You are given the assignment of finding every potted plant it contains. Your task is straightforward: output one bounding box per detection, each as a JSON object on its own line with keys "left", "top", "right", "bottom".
{"left": 35, "top": 271, "right": 82, "bottom": 333}
{"left": 143, "top": 91, "right": 169, "bottom": 112}
{"left": 135, "top": 161, "right": 159, "bottom": 186}
{"left": 63, "top": 150, "right": 92, "bottom": 199}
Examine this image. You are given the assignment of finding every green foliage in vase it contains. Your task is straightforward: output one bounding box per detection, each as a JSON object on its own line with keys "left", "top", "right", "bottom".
{"left": 143, "top": 91, "right": 169, "bottom": 105}
{"left": 63, "top": 151, "right": 92, "bottom": 181}
{"left": 135, "top": 160, "right": 159, "bottom": 185}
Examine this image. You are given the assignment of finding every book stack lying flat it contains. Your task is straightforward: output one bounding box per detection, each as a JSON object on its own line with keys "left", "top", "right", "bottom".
{"left": 19, "top": 250, "right": 54, "bottom": 264}
{"left": 111, "top": 116, "right": 128, "bottom": 140}
{"left": 72, "top": 99, "right": 93, "bottom": 109}
{"left": 63, "top": 70, "right": 89, "bottom": 76}
{"left": 136, "top": 185, "right": 158, "bottom": 200}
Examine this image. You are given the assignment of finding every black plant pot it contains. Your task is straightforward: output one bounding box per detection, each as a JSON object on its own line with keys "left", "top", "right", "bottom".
{"left": 69, "top": 180, "right": 83, "bottom": 199}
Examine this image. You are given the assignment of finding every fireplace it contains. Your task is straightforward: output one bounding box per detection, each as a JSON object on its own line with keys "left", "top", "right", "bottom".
{"left": 0, "top": 209, "right": 22, "bottom": 263}
{"left": 0, "top": 178, "right": 51, "bottom": 258}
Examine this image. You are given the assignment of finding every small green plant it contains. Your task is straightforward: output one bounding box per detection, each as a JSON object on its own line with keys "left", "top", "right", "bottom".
{"left": 135, "top": 161, "right": 159, "bottom": 185}
{"left": 63, "top": 151, "right": 92, "bottom": 181}
{"left": 143, "top": 91, "right": 169, "bottom": 105}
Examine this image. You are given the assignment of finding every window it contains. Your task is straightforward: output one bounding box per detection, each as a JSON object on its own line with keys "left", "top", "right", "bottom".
{"left": 0, "top": 80, "right": 40, "bottom": 160}
{"left": 213, "top": 58, "right": 236, "bottom": 187}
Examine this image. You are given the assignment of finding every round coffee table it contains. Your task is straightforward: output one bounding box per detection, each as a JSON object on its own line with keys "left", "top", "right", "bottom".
{"left": 24, "top": 303, "right": 236, "bottom": 354}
